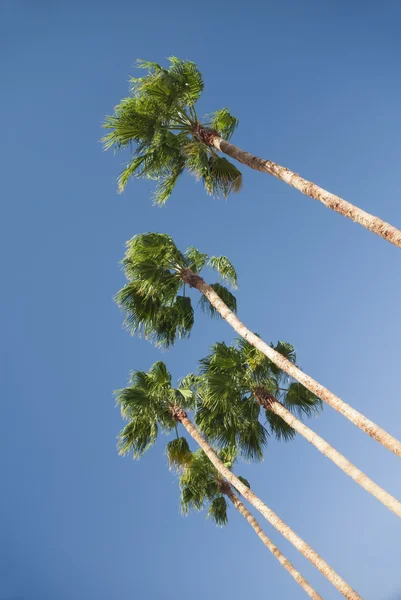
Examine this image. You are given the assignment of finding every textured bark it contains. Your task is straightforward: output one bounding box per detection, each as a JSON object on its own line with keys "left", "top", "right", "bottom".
{"left": 178, "top": 411, "right": 361, "bottom": 600}
{"left": 257, "top": 391, "right": 401, "bottom": 519}
{"left": 208, "top": 132, "right": 401, "bottom": 250}
{"left": 225, "top": 487, "right": 323, "bottom": 600}
{"left": 184, "top": 269, "right": 401, "bottom": 458}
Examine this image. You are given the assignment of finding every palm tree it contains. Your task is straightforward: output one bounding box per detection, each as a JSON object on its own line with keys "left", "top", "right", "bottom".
{"left": 116, "top": 361, "right": 361, "bottom": 599}
{"left": 195, "top": 339, "right": 401, "bottom": 519}
{"left": 116, "top": 232, "right": 401, "bottom": 458}
{"left": 176, "top": 446, "right": 323, "bottom": 600}
{"left": 103, "top": 57, "right": 401, "bottom": 249}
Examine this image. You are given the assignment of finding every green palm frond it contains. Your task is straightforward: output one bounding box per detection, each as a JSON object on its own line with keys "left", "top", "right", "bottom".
{"left": 237, "top": 475, "right": 250, "bottom": 489}
{"left": 166, "top": 437, "right": 193, "bottom": 469}
{"left": 208, "top": 108, "right": 239, "bottom": 140}
{"left": 207, "top": 496, "right": 228, "bottom": 526}
{"left": 116, "top": 283, "right": 192, "bottom": 348}
{"left": 153, "top": 162, "right": 185, "bottom": 205}
{"left": 117, "top": 155, "right": 147, "bottom": 193}
{"left": 265, "top": 410, "right": 296, "bottom": 442}
{"left": 181, "top": 485, "right": 205, "bottom": 513}
{"left": 196, "top": 399, "right": 267, "bottom": 463}
{"left": 102, "top": 98, "right": 158, "bottom": 150}
{"left": 123, "top": 233, "right": 185, "bottom": 277}
{"left": 115, "top": 385, "right": 151, "bottom": 418}
{"left": 199, "top": 283, "right": 237, "bottom": 318}
{"left": 173, "top": 387, "right": 196, "bottom": 410}
{"left": 178, "top": 373, "right": 201, "bottom": 392}
{"left": 273, "top": 341, "right": 296, "bottom": 365}
{"left": 118, "top": 417, "right": 159, "bottom": 458}
{"left": 207, "top": 255, "right": 238, "bottom": 288}
{"left": 283, "top": 383, "right": 322, "bottom": 417}
{"left": 207, "top": 156, "right": 242, "bottom": 197}
{"left": 185, "top": 246, "right": 209, "bottom": 273}
{"left": 167, "top": 56, "right": 204, "bottom": 106}
{"left": 149, "top": 361, "right": 171, "bottom": 386}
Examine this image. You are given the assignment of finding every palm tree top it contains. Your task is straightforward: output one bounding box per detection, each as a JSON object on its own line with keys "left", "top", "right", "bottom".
{"left": 116, "top": 232, "right": 237, "bottom": 348}
{"left": 195, "top": 338, "right": 322, "bottom": 459}
{"left": 103, "top": 57, "right": 242, "bottom": 202}
{"left": 116, "top": 360, "right": 196, "bottom": 459}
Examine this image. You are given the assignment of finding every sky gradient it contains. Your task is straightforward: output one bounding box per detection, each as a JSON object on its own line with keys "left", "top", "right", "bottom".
{"left": 2, "top": 1, "right": 401, "bottom": 599}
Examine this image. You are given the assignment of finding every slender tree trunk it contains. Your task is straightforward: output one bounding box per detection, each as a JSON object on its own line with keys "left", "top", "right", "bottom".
{"left": 224, "top": 486, "right": 323, "bottom": 600}
{"left": 256, "top": 391, "right": 401, "bottom": 519}
{"left": 208, "top": 131, "right": 401, "bottom": 250}
{"left": 176, "top": 409, "right": 361, "bottom": 600}
{"left": 182, "top": 268, "right": 401, "bottom": 458}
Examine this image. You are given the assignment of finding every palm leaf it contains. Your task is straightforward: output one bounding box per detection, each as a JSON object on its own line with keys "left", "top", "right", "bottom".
{"left": 166, "top": 437, "right": 193, "bottom": 469}
{"left": 207, "top": 156, "right": 242, "bottom": 198}
{"left": 207, "top": 496, "right": 228, "bottom": 526}
{"left": 208, "top": 108, "right": 239, "bottom": 140}
{"left": 265, "top": 410, "right": 296, "bottom": 442}
{"left": 208, "top": 255, "right": 238, "bottom": 288}
{"left": 283, "top": 382, "right": 322, "bottom": 417}
{"left": 199, "top": 283, "right": 237, "bottom": 317}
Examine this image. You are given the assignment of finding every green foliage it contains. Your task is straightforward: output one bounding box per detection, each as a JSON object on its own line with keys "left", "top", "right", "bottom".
{"left": 199, "top": 283, "right": 237, "bottom": 318}
{"left": 207, "top": 256, "right": 238, "bottom": 288}
{"left": 115, "top": 233, "right": 237, "bottom": 348}
{"left": 185, "top": 246, "right": 208, "bottom": 273}
{"left": 166, "top": 437, "right": 193, "bottom": 469}
{"left": 237, "top": 475, "right": 251, "bottom": 489}
{"left": 209, "top": 108, "right": 239, "bottom": 140}
{"left": 194, "top": 338, "right": 322, "bottom": 461}
{"left": 115, "top": 361, "right": 196, "bottom": 459}
{"left": 103, "top": 57, "right": 242, "bottom": 201}
{"left": 179, "top": 448, "right": 249, "bottom": 528}
{"left": 285, "top": 382, "right": 323, "bottom": 417}
{"left": 207, "top": 496, "right": 228, "bottom": 526}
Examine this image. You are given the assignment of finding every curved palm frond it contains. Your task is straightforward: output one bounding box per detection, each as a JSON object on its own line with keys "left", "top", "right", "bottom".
{"left": 208, "top": 108, "right": 239, "bottom": 140}
{"left": 207, "top": 496, "right": 228, "bottom": 526}
{"left": 179, "top": 448, "right": 249, "bottom": 528}
{"left": 166, "top": 437, "right": 193, "bottom": 469}
{"left": 207, "top": 255, "right": 238, "bottom": 288}
{"left": 283, "top": 382, "right": 322, "bottom": 417}
{"left": 199, "top": 283, "right": 237, "bottom": 318}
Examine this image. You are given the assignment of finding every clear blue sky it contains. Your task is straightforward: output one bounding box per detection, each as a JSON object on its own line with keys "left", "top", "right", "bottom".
{"left": 2, "top": 1, "right": 401, "bottom": 598}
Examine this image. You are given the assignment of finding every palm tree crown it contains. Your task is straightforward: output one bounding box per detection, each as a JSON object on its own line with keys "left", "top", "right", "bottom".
{"left": 195, "top": 338, "right": 322, "bottom": 459}
{"left": 116, "top": 232, "right": 237, "bottom": 347}
{"left": 103, "top": 57, "right": 242, "bottom": 202}
{"left": 116, "top": 360, "right": 195, "bottom": 458}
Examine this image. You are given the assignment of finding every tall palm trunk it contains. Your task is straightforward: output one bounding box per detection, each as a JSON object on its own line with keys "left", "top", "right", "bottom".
{"left": 202, "top": 128, "right": 401, "bottom": 249}
{"left": 223, "top": 485, "right": 323, "bottom": 600}
{"left": 254, "top": 389, "right": 401, "bottom": 519}
{"left": 182, "top": 268, "right": 401, "bottom": 458}
{"left": 175, "top": 407, "right": 361, "bottom": 600}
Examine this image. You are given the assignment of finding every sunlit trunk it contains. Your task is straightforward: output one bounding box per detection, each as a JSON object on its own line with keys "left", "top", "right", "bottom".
{"left": 225, "top": 486, "right": 323, "bottom": 599}
{"left": 181, "top": 267, "right": 401, "bottom": 458}
{"left": 176, "top": 408, "right": 361, "bottom": 599}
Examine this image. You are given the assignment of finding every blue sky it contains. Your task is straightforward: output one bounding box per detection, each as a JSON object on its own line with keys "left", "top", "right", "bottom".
{"left": 2, "top": 1, "right": 401, "bottom": 598}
